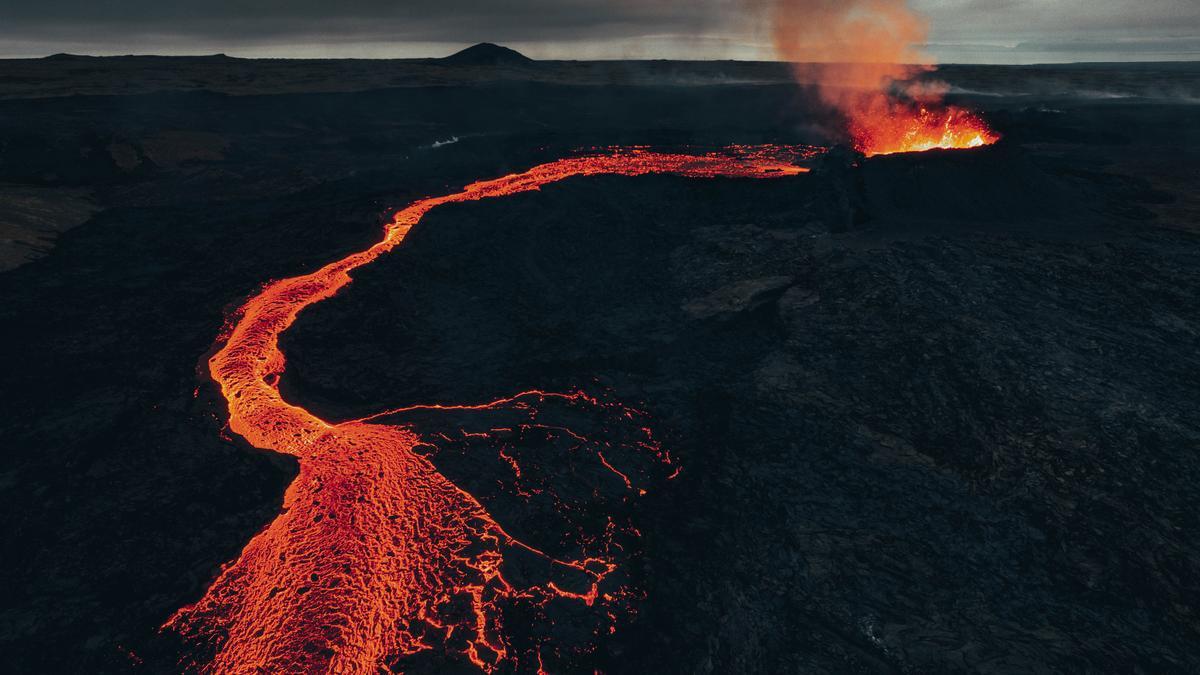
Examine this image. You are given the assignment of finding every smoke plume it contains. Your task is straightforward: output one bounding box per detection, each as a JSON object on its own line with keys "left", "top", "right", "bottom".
{"left": 757, "top": 0, "right": 997, "bottom": 155}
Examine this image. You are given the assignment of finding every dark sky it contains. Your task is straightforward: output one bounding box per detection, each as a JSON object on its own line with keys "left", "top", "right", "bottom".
{"left": 0, "top": 0, "right": 1197, "bottom": 62}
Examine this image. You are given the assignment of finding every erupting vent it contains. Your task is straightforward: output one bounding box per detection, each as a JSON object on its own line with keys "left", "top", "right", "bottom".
{"left": 164, "top": 145, "right": 820, "bottom": 673}
{"left": 764, "top": 0, "right": 1001, "bottom": 157}
{"left": 850, "top": 101, "right": 1000, "bottom": 157}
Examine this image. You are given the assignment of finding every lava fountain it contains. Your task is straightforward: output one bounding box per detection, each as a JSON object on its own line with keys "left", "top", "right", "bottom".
{"left": 164, "top": 145, "right": 820, "bottom": 673}
{"left": 760, "top": 0, "right": 1000, "bottom": 156}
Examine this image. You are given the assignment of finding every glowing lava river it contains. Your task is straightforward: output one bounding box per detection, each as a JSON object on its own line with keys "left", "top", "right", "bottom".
{"left": 163, "top": 146, "right": 820, "bottom": 674}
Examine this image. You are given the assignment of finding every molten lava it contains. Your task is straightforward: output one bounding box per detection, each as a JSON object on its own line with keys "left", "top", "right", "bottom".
{"left": 164, "top": 145, "right": 819, "bottom": 673}
{"left": 847, "top": 97, "right": 1001, "bottom": 157}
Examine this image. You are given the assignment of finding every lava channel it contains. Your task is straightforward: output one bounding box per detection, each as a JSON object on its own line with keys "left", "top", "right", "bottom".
{"left": 163, "top": 145, "right": 821, "bottom": 674}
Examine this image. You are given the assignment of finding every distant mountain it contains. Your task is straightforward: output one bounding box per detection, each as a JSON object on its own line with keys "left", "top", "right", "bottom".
{"left": 441, "top": 43, "right": 534, "bottom": 67}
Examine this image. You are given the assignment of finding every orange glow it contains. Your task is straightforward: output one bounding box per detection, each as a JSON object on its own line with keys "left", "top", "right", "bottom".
{"left": 163, "top": 145, "right": 819, "bottom": 673}
{"left": 760, "top": 0, "right": 1000, "bottom": 155}
{"left": 846, "top": 96, "right": 1001, "bottom": 157}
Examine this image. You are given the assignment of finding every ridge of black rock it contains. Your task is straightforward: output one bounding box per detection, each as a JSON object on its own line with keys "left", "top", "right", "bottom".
{"left": 442, "top": 43, "right": 534, "bottom": 66}
{"left": 42, "top": 52, "right": 237, "bottom": 61}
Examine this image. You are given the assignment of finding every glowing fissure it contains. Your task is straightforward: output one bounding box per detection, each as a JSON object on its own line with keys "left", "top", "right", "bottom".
{"left": 164, "top": 146, "right": 819, "bottom": 674}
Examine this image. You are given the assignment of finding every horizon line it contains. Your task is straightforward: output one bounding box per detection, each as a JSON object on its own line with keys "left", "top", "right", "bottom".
{"left": 5, "top": 52, "right": 1200, "bottom": 67}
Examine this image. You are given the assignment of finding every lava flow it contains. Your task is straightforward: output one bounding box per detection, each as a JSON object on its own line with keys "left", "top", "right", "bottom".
{"left": 164, "top": 145, "right": 819, "bottom": 674}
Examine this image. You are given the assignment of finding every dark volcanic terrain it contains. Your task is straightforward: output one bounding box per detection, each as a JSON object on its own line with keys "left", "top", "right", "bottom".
{"left": 1, "top": 54, "right": 1199, "bottom": 673}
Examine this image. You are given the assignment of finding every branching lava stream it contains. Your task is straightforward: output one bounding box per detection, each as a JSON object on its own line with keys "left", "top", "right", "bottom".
{"left": 164, "top": 146, "right": 819, "bottom": 674}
